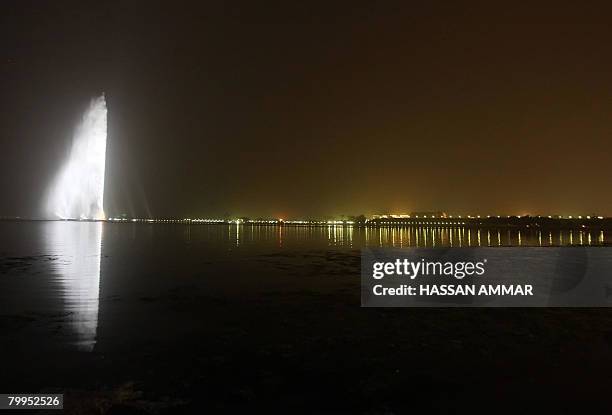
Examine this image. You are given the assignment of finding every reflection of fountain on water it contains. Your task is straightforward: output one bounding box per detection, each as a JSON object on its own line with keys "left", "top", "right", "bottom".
{"left": 47, "top": 95, "right": 107, "bottom": 220}
{"left": 45, "top": 221, "right": 102, "bottom": 351}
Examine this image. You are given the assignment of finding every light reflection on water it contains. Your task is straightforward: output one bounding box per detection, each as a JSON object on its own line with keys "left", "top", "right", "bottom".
{"left": 44, "top": 221, "right": 102, "bottom": 351}
{"left": 360, "top": 226, "right": 606, "bottom": 248}
{"left": 1, "top": 221, "right": 608, "bottom": 354}
{"left": 69, "top": 222, "right": 608, "bottom": 255}
{"left": 182, "top": 224, "right": 608, "bottom": 249}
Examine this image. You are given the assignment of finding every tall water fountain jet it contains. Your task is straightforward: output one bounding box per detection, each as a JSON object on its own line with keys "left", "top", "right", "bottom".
{"left": 47, "top": 95, "right": 107, "bottom": 219}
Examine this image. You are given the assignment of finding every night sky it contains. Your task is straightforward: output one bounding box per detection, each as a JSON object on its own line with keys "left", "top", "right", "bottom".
{"left": 2, "top": 2, "right": 612, "bottom": 219}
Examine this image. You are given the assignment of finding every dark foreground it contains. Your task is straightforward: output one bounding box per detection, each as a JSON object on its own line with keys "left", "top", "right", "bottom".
{"left": 1, "top": 222, "right": 611, "bottom": 413}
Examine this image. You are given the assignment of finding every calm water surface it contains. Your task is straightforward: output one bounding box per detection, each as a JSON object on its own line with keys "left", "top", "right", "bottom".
{"left": 1, "top": 221, "right": 611, "bottom": 411}
{"left": 0, "top": 221, "right": 609, "bottom": 348}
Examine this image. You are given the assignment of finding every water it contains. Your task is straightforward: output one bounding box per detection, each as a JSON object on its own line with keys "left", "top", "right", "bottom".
{"left": 96, "top": 222, "right": 609, "bottom": 249}
{"left": 1, "top": 221, "right": 611, "bottom": 411}
{"left": 0, "top": 221, "right": 609, "bottom": 349}
{"left": 46, "top": 95, "right": 107, "bottom": 219}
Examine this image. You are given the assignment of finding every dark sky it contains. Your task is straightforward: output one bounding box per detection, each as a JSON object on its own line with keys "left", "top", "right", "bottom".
{"left": 2, "top": 1, "right": 612, "bottom": 218}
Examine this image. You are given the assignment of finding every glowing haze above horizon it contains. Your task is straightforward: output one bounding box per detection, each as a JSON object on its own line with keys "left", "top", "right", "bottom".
{"left": 2, "top": 2, "right": 612, "bottom": 219}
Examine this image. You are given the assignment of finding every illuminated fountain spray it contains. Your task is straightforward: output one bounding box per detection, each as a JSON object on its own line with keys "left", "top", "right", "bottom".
{"left": 47, "top": 94, "right": 107, "bottom": 219}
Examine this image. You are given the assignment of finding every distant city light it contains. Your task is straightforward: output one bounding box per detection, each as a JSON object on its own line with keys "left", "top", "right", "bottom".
{"left": 98, "top": 213, "right": 609, "bottom": 228}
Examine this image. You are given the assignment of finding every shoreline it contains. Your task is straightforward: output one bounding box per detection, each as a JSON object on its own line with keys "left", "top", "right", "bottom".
{"left": 1, "top": 216, "right": 612, "bottom": 231}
